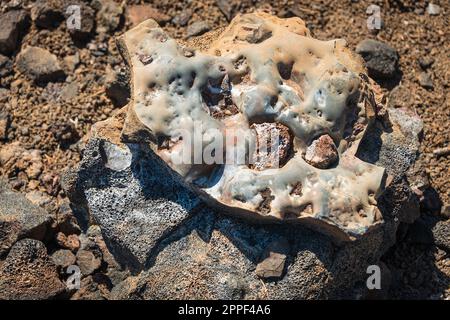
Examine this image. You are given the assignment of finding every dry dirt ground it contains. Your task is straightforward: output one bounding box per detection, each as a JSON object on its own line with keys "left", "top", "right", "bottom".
{"left": 0, "top": 0, "right": 448, "bottom": 299}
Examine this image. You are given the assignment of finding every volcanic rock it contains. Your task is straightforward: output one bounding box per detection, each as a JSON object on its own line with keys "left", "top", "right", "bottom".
{"left": 0, "top": 10, "right": 30, "bottom": 56}
{"left": 16, "top": 46, "right": 65, "bottom": 84}
{"left": 0, "top": 179, "right": 52, "bottom": 257}
{"left": 76, "top": 249, "right": 102, "bottom": 276}
{"left": 0, "top": 55, "right": 13, "bottom": 77}
{"left": 51, "top": 249, "right": 77, "bottom": 269}
{"left": 64, "top": 13, "right": 423, "bottom": 298}
{"left": 186, "top": 21, "right": 211, "bottom": 38}
{"left": 31, "top": 0, "right": 65, "bottom": 29}
{"left": 304, "top": 134, "right": 338, "bottom": 169}
{"left": 356, "top": 39, "right": 399, "bottom": 80}
{"left": 0, "top": 239, "right": 65, "bottom": 299}
{"left": 96, "top": 0, "right": 124, "bottom": 34}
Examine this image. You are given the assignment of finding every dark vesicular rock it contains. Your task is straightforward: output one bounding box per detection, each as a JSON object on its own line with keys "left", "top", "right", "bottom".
{"left": 0, "top": 239, "right": 66, "bottom": 299}
{"left": 16, "top": 46, "right": 65, "bottom": 84}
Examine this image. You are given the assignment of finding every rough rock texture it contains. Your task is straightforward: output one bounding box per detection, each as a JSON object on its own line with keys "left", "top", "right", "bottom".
{"left": 0, "top": 9, "right": 30, "bottom": 56}
{"left": 250, "top": 122, "right": 293, "bottom": 170}
{"left": 432, "top": 220, "right": 450, "bottom": 252}
{"left": 304, "top": 134, "right": 338, "bottom": 169}
{"left": 0, "top": 142, "right": 44, "bottom": 184}
{"left": 104, "top": 65, "right": 130, "bottom": 107}
{"left": 64, "top": 13, "right": 422, "bottom": 299}
{"left": 96, "top": 0, "right": 124, "bottom": 34}
{"left": 0, "top": 54, "right": 13, "bottom": 78}
{"left": 51, "top": 249, "right": 77, "bottom": 269}
{"left": 418, "top": 72, "right": 433, "bottom": 90}
{"left": 126, "top": 5, "right": 171, "bottom": 27}
{"left": 0, "top": 239, "right": 65, "bottom": 299}
{"left": 356, "top": 39, "right": 399, "bottom": 80}
{"left": 115, "top": 12, "right": 393, "bottom": 241}
{"left": 31, "top": 0, "right": 65, "bottom": 30}
{"left": 186, "top": 21, "right": 211, "bottom": 38}
{"left": 0, "top": 110, "right": 11, "bottom": 140}
{"left": 0, "top": 179, "right": 52, "bottom": 257}
{"left": 76, "top": 249, "right": 102, "bottom": 276}
{"left": 56, "top": 232, "right": 80, "bottom": 252}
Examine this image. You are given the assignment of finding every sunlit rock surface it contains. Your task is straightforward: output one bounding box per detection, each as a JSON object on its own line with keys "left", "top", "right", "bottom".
{"left": 116, "top": 12, "right": 388, "bottom": 240}
{"left": 64, "top": 13, "right": 422, "bottom": 297}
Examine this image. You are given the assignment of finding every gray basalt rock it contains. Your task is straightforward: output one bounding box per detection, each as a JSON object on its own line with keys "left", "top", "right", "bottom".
{"left": 64, "top": 13, "right": 423, "bottom": 299}
{"left": 64, "top": 104, "right": 421, "bottom": 299}
{"left": 356, "top": 39, "right": 399, "bottom": 80}
{"left": 0, "top": 179, "right": 53, "bottom": 257}
{"left": 63, "top": 135, "right": 201, "bottom": 270}
{"left": 31, "top": 0, "right": 65, "bottom": 29}
{"left": 0, "top": 54, "right": 13, "bottom": 78}
{"left": 186, "top": 21, "right": 211, "bottom": 38}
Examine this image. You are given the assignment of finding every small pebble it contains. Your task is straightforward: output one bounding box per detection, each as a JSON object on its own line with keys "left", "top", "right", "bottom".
{"left": 418, "top": 72, "right": 433, "bottom": 89}
{"left": 186, "top": 21, "right": 211, "bottom": 39}
{"left": 427, "top": 3, "right": 441, "bottom": 15}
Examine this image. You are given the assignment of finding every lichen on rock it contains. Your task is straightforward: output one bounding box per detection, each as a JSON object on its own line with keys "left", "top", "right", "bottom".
{"left": 114, "top": 12, "right": 389, "bottom": 240}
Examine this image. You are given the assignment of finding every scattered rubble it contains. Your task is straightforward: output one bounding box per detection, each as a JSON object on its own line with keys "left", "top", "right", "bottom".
{"left": 172, "top": 10, "right": 192, "bottom": 27}
{"left": 304, "top": 135, "right": 338, "bottom": 169}
{"left": 95, "top": 0, "right": 124, "bottom": 34}
{"left": 0, "top": 239, "right": 65, "bottom": 299}
{"left": 418, "top": 56, "right": 434, "bottom": 70}
{"left": 31, "top": 0, "right": 65, "bottom": 29}
{"left": 64, "top": 13, "right": 426, "bottom": 299}
{"left": 0, "top": 111, "right": 10, "bottom": 140}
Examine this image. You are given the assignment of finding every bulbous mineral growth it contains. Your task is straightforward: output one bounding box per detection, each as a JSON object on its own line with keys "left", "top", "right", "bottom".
{"left": 117, "top": 12, "right": 387, "bottom": 240}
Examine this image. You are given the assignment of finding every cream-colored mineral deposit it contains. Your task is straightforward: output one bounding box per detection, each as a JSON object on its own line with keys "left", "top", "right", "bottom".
{"left": 114, "top": 12, "right": 390, "bottom": 241}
